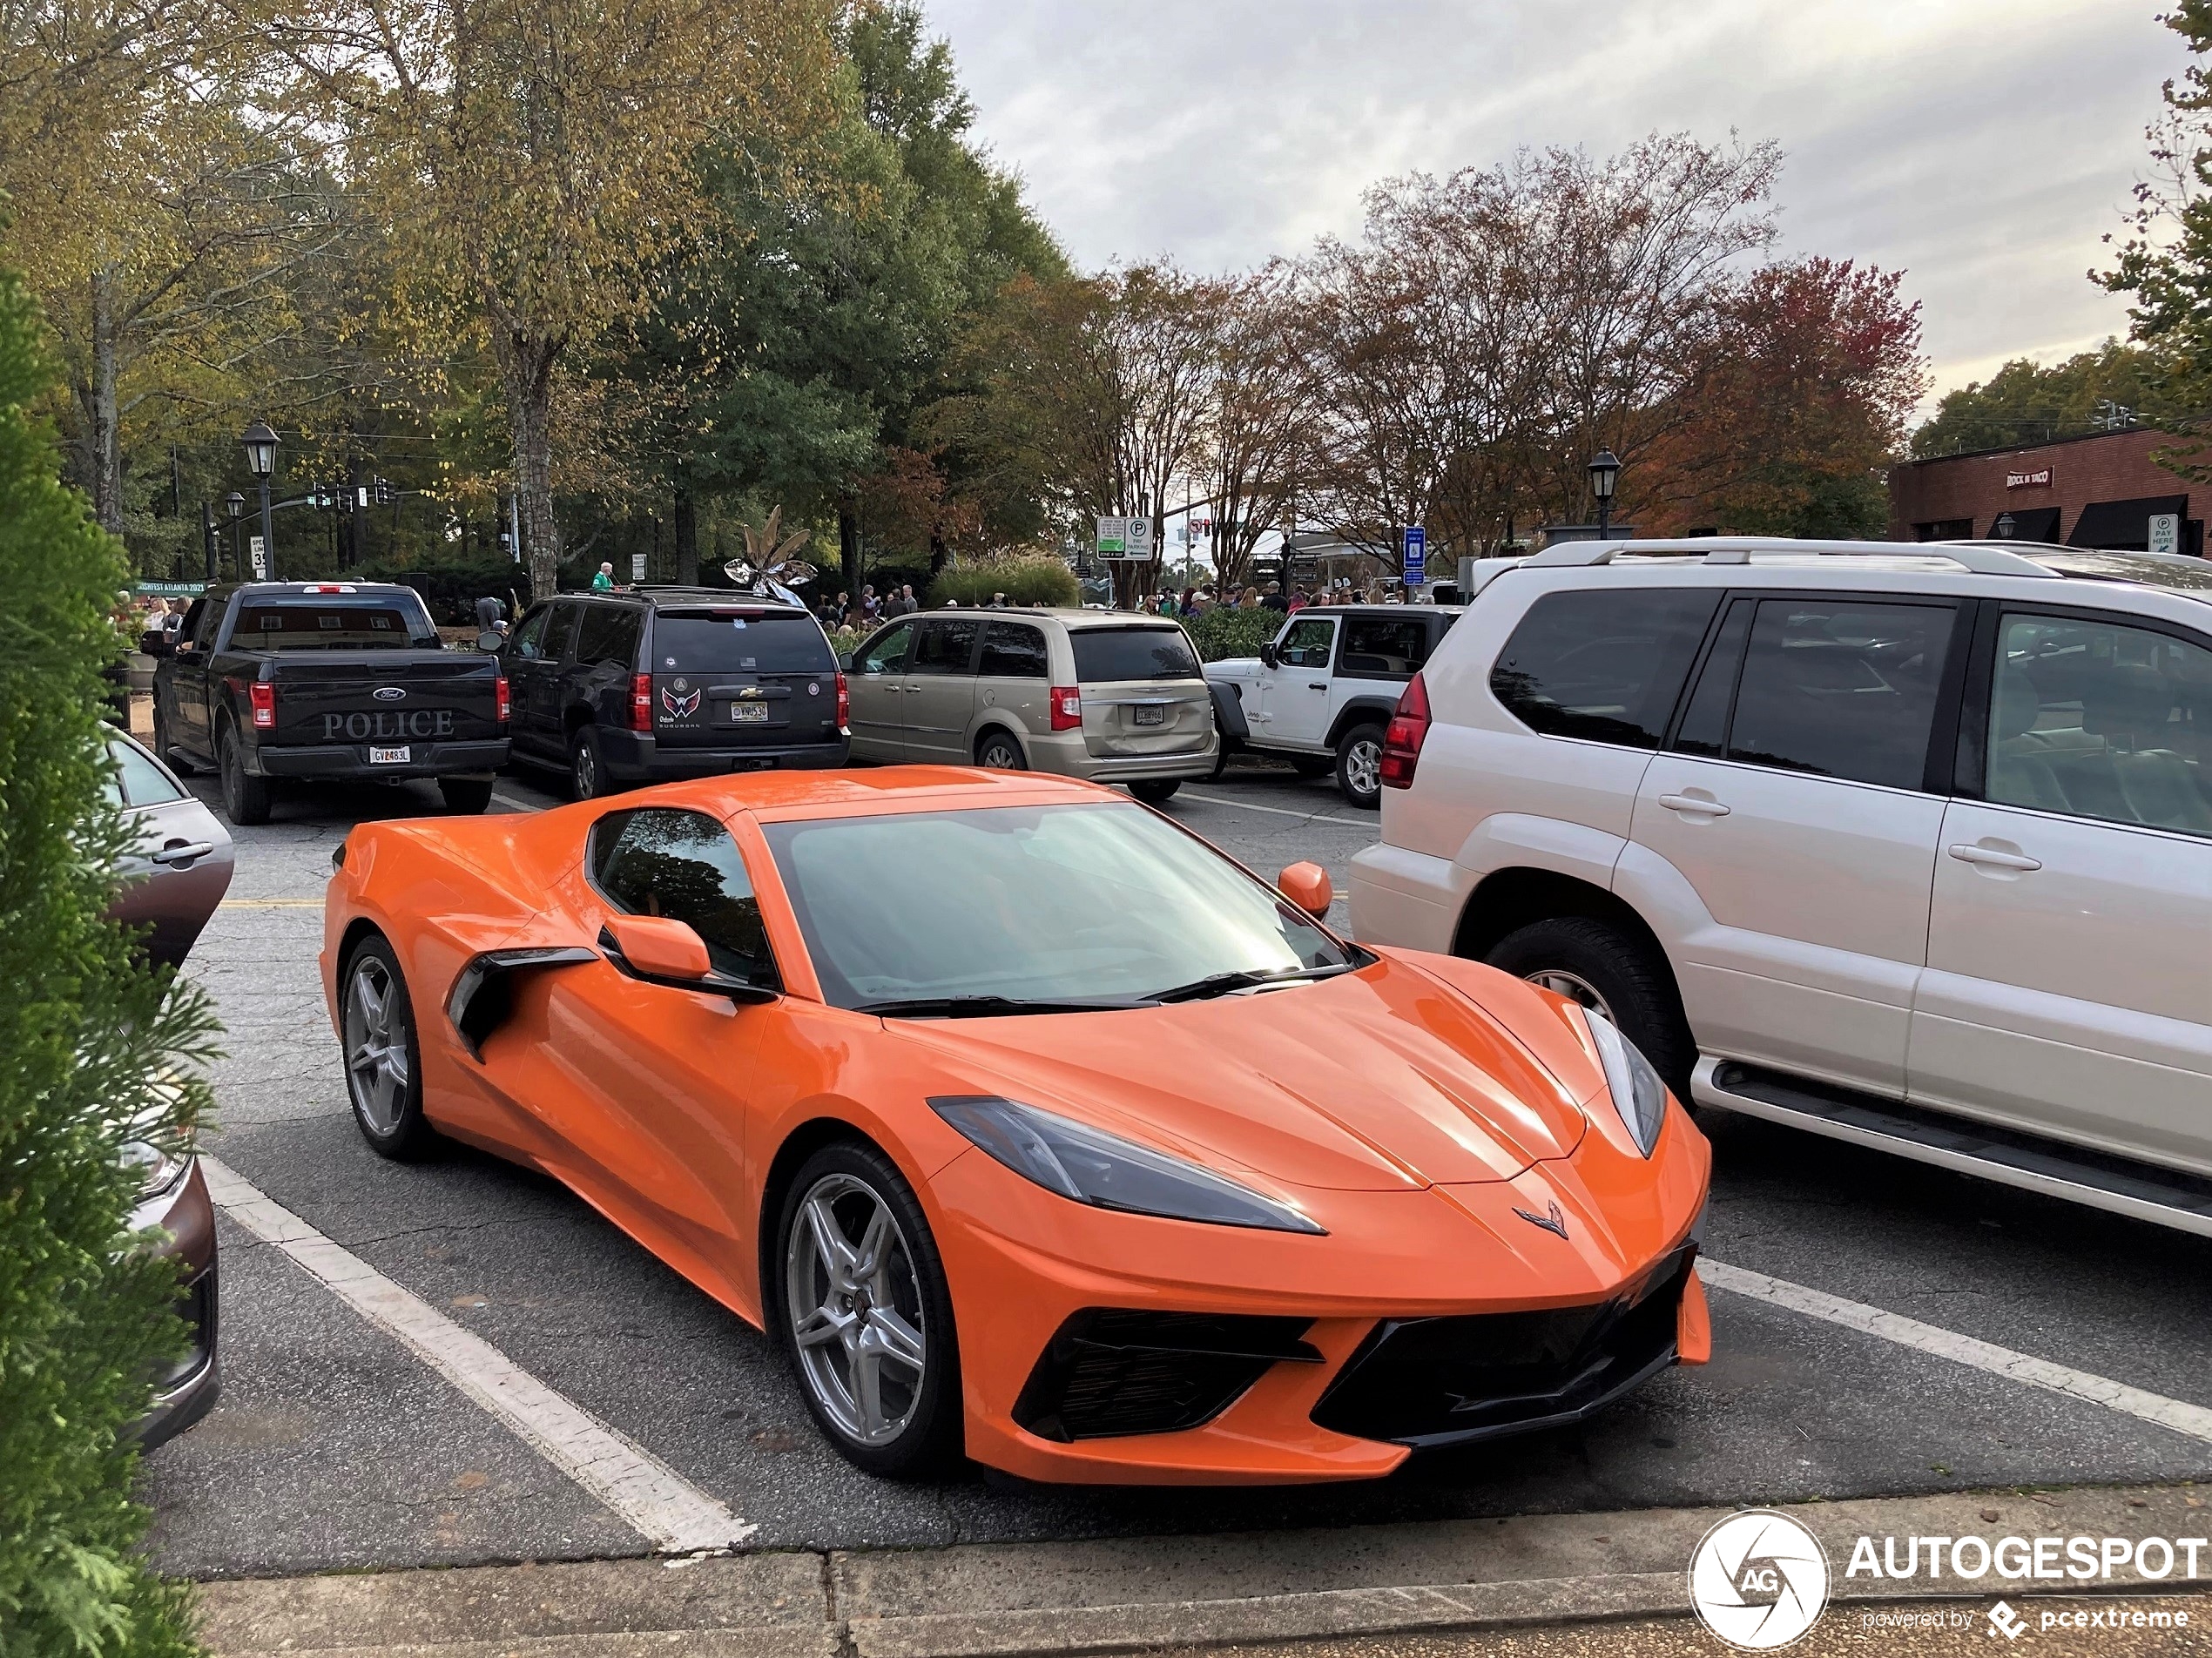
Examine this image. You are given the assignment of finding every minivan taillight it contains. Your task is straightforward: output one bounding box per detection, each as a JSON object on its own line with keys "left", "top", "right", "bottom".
{"left": 494, "top": 674, "right": 510, "bottom": 725}
{"left": 834, "top": 669, "right": 849, "bottom": 731}
{"left": 1379, "top": 671, "right": 1430, "bottom": 790}
{"left": 632, "top": 672, "right": 652, "bottom": 733}
{"left": 1049, "top": 685, "right": 1082, "bottom": 731}
{"left": 249, "top": 681, "right": 276, "bottom": 731}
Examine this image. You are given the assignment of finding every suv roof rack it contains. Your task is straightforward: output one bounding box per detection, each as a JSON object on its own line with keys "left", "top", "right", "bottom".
{"left": 1523, "top": 536, "right": 2060, "bottom": 579}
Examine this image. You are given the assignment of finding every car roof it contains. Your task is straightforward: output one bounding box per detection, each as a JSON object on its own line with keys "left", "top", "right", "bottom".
{"left": 603, "top": 765, "right": 1116, "bottom": 823}
{"left": 598, "top": 586, "right": 812, "bottom": 616}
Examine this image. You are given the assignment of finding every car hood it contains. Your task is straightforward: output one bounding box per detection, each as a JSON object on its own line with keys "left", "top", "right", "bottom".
{"left": 1203, "top": 657, "right": 1262, "bottom": 681}
{"left": 882, "top": 957, "right": 1590, "bottom": 1191}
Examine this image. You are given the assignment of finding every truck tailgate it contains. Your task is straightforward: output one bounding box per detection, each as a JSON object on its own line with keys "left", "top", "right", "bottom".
{"left": 266, "top": 653, "right": 502, "bottom": 746}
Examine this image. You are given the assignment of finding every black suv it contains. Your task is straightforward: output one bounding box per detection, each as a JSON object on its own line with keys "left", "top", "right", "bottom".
{"left": 501, "top": 589, "right": 848, "bottom": 799}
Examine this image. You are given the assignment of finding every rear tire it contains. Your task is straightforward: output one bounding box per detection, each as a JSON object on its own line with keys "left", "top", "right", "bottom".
{"left": 974, "top": 729, "right": 1026, "bottom": 771}
{"left": 1483, "top": 917, "right": 1696, "bottom": 1102}
{"left": 440, "top": 777, "right": 495, "bottom": 814}
{"left": 340, "top": 934, "right": 439, "bottom": 1160}
{"left": 569, "top": 728, "right": 607, "bottom": 800}
{"left": 1334, "top": 722, "right": 1385, "bottom": 810}
{"left": 218, "top": 726, "right": 271, "bottom": 826}
{"left": 773, "top": 1140, "right": 961, "bottom": 1479}
{"left": 1129, "top": 778, "right": 1180, "bottom": 804}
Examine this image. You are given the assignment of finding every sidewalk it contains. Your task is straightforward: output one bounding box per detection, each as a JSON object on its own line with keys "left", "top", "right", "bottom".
{"left": 195, "top": 1482, "right": 2209, "bottom": 1658}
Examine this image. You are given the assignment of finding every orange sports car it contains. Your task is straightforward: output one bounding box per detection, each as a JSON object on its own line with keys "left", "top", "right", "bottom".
{"left": 322, "top": 768, "right": 1711, "bottom": 1484}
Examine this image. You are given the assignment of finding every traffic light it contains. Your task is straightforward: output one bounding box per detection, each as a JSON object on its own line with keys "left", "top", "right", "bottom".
{"left": 372, "top": 476, "right": 395, "bottom": 506}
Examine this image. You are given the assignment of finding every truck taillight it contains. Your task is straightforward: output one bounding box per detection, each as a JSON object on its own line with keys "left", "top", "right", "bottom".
{"left": 495, "top": 674, "right": 510, "bottom": 725}
{"left": 632, "top": 672, "right": 652, "bottom": 732}
{"left": 1049, "top": 685, "right": 1082, "bottom": 731}
{"left": 834, "top": 670, "right": 849, "bottom": 731}
{"left": 1379, "top": 671, "right": 1430, "bottom": 790}
{"left": 249, "top": 681, "right": 276, "bottom": 730}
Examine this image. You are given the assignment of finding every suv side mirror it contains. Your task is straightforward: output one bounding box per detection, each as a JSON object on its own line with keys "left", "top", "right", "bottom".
{"left": 837, "top": 651, "right": 854, "bottom": 672}
{"left": 1258, "top": 642, "right": 1279, "bottom": 670}
{"left": 475, "top": 628, "right": 506, "bottom": 652}
{"left": 598, "top": 917, "right": 776, "bottom": 1003}
{"left": 1277, "top": 862, "right": 1332, "bottom": 920}
{"left": 138, "top": 630, "right": 173, "bottom": 658}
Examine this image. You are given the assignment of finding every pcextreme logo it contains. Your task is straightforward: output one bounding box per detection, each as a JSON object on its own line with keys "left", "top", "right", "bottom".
{"left": 1689, "top": 1509, "right": 1831, "bottom": 1650}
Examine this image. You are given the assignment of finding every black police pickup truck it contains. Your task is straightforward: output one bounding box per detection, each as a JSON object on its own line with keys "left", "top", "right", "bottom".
{"left": 146, "top": 582, "right": 509, "bottom": 825}
{"left": 501, "top": 588, "right": 847, "bottom": 799}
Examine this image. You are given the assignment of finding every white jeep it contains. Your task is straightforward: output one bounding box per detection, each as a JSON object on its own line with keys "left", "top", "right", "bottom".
{"left": 1204, "top": 603, "right": 1463, "bottom": 807}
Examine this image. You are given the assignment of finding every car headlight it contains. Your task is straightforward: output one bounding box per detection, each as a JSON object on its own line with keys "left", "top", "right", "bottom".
{"left": 122, "top": 1136, "right": 191, "bottom": 1203}
{"left": 1581, "top": 1010, "right": 1668, "bottom": 1158}
{"left": 930, "top": 1095, "right": 1325, "bottom": 1235}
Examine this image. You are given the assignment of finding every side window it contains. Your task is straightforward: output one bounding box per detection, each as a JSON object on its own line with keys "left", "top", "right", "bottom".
{"left": 509, "top": 605, "right": 551, "bottom": 661}
{"left": 1276, "top": 617, "right": 1336, "bottom": 668}
{"left": 1490, "top": 589, "right": 1721, "bottom": 749}
{"left": 1727, "top": 600, "right": 1954, "bottom": 790}
{"left": 589, "top": 808, "right": 780, "bottom": 987}
{"left": 543, "top": 602, "right": 582, "bottom": 664}
{"left": 911, "top": 618, "right": 981, "bottom": 676}
{"left": 1985, "top": 612, "right": 2212, "bottom": 837}
{"left": 193, "top": 596, "right": 227, "bottom": 650}
{"left": 176, "top": 597, "right": 208, "bottom": 650}
{"left": 574, "top": 604, "right": 641, "bottom": 670}
{"left": 108, "top": 736, "right": 185, "bottom": 807}
{"left": 979, "top": 621, "right": 1049, "bottom": 679}
{"left": 860, "top": 623, "right": 914, "bottom": 675}
{"left": 1672, "top": 599, "right": 1754, "bottom": 758}
{"left": 1339, "top": 615, "right": 1431, "bottom": 677}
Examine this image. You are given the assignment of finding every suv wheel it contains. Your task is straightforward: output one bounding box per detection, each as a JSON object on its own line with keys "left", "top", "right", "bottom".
{"left": 1129, "top": 778, "right": 1180, "bottom": 804}
{"left": 1335, "top": 722, "right": 1386, "bottom": 809}
{"left": 1483, "top": 917, "right": 1696, "bottom": 1102}
{"left": 218, "top": 725, "right": 272, "bottom": 826}
{"left": 440, "top": 777, "right": 495, "bottom": 814}
{"left": 974, "top": 729, "right": 1025, "bottom": 771}
{"left": 569, "top": 728, "right": 606, "bottom": 800}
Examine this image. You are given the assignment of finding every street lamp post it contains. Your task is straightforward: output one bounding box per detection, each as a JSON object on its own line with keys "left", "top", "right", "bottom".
{"left": 1588, "top": 449, "right": 1622, "bottom": 540}
{"left": 240, "top": 421, "right": 279, "bottom": 581}
{"left": 223, "top": 491, "right": 246, "bottom": 580}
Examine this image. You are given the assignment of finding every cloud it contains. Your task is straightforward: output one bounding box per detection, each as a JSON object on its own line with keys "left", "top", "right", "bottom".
{"left": 927, "top": 0, "right": 2182, "bottom": 397}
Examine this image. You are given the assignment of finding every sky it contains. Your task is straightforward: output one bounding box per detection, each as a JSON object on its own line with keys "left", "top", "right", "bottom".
{"left": 926, "top": 0, "right": 2185, "bottom": 408}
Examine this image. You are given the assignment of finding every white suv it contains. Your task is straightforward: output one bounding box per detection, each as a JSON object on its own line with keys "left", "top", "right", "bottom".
{"left": 1350, "top": 539, "right": 2212, "bottom": 1235}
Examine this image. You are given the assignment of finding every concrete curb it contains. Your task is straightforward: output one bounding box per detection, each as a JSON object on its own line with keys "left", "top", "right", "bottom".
{"left": 196, "top": 1482, "right": 2209, "bottom": 1658}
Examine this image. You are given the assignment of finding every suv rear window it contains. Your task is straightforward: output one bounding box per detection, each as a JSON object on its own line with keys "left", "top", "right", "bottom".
{"left": 650, "top": 611, "right": 831, "bottom": 674}
{"left": 1490, "top": 590, "right": 1719, "bottom": 747}
{"left": 233, "top": 596, "right": 439, "bottom": 649}
{"left": 1072, "top": 626, "right": 1200, "bottom": 683}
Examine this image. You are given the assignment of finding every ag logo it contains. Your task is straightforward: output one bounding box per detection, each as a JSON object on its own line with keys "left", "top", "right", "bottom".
{"left": 1688, "top": 1510, "right": 1829, "bottom": 1650}
{"left": 661, "top": 684, "right": 701, "bottom": 718}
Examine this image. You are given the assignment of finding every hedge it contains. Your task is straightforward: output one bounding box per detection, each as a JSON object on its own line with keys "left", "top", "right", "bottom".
{"left": 1185, "top": 605, "right": 1278, "bottom": 663}
{"left": 0, "top": 269, "right": 212, "bottom": 1658}
{"left": 927, "top": 556, "right": 1078, "bottom": 610}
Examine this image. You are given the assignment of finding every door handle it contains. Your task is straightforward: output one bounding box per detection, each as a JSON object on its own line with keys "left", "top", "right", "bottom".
{"left": 151, "top": 840, "right": 214, "bottom": 866}
{"left": 1657, "top": 792, "right": 1730, "bottom": 817}
{"left": 1307, "top": 681, "right": 1328, "bottom": 691}
{"left": 1948, "top": 843, "right": 2041, "bottom": 873}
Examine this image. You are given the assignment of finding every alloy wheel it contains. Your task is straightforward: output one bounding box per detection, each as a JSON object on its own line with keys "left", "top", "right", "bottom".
{"left": 1524, "top": 968, "right": 1616, "bottom": 1026}
{"left": 343, "top": 956, "right": 411, "bottom": 1136}
{"left": 1343, "top": 737, "right": 1381, "bottom": 797}
{"left": 784, "top": 1173, "right": 928, "bottom": 1447}
{"left": 572, "top": 741, "right": 597, "bottom": 799}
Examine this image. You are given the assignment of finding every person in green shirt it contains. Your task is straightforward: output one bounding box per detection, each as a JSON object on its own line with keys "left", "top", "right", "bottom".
{"left": 591, "top": 561, "right": 616, "bottom": 592}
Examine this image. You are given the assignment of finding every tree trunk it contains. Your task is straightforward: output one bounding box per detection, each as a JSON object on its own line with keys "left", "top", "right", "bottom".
{"left": 927, "top": 529, "right": 948, "bottom": 578}
{"left": 497, "top": 328, "right": 564, "bottom": 602}
{"left": 673, "top": 485, "right": 698, "bottom": 583}
{"left": 90, "top": 266, "right": 123, "bottom": 536}
{"left": 838, "top": 499, "right": 861, "bottom": 595}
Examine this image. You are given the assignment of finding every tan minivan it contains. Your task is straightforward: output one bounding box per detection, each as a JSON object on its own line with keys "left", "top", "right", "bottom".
{"left": 843, "top": 609, "right": 1217, "bottom": 801}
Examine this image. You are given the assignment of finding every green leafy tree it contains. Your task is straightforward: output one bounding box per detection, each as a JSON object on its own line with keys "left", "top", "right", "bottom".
{"left": 0, "top": 271, "right": 214, "bottom": 1656}
{"left": 1910, "top": 340, "right": 2175, "bottom": 458}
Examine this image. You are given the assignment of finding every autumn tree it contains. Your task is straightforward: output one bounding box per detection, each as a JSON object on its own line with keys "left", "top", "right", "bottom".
{"left": 1200, "top": 266, "right": 1317, "bottom": 592}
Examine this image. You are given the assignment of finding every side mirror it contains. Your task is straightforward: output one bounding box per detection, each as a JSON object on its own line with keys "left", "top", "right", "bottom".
{"left": 1277, "top": 861, "right": 1332, "bottom": 920}
{"left": 597, "top": 917, "right": 776, "bottom": 1003}
{"left": 837, "top": 651, "right": 854, "bottom": 672}
{"left": 475, "top": 628, "right": 506, "bottom": 652}
{"left": 140, "top": 630, "right": 175, "bottom": 657}
{"left": 1258, "top": 642, "right": 1279, "bottom": 670}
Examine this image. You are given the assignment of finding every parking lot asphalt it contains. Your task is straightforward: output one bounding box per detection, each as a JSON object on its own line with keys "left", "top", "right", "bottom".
{"left": 138, "top": 758, "right": 2212, "bottom": 1580}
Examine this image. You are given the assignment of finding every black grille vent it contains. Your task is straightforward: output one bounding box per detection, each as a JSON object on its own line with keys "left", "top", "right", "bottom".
{"left": 1311, "top": 1248, "right": 1693, "bottom": 1448}
{"left": 1014, "top": 1309, "right": 1321, "bottom": 1442}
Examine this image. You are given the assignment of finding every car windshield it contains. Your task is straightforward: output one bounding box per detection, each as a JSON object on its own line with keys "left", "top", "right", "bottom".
{"left": 651, "top": 611, "right": 831, "bottom": 673}
{"left": 760, "top": 802, "right": 1352, "bottom": 1011}
{"left": 233, "top": 596, "right": 440, "bottom": 649}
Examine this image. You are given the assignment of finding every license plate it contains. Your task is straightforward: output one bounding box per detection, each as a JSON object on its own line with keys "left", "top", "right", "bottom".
{"left": 368, "top": 744, "right": 411, "bottom": 765}
{"left": 731, "top": 703, "right": 769, "bottom": 723}
{"left": 1133, "top": 705, "right": 1166, "bottom": 726}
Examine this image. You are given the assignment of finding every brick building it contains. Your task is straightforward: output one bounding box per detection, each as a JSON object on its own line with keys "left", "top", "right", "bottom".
{"left": 1886, "top": 427, "right": 2206, "bottom": 556}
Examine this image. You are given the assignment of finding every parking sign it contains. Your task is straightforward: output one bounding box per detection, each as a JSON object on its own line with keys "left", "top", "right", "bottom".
{"left": 1402, "top": 525, "right": 1426, "bottom": 586}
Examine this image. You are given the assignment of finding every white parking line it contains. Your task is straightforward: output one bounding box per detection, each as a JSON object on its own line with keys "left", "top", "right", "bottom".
{"left": 491, "top": 790, "right": 545, "bottom": 813}
{"left": 199, "top": 1156, "right": 754, "bottom": 1552}
{"left": 1177, "top": 787, "right": 1372, "bottom": 828}
{"left": 1703, "top": 1257, "right": 2212, "bottom": 1446}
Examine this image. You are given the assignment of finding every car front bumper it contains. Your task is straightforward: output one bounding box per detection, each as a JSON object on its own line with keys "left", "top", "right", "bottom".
{"left": 252, "top": 739, "right": 509, "bottom": 781}
{"left": 598, "top": 729, "right": 850, "bottom": 781}
{"left": 132, "top": 1157, "right": 220, "bottom": 1450}
{"left": 925, "top": 1100, "right": 1710, "bottom": 1485}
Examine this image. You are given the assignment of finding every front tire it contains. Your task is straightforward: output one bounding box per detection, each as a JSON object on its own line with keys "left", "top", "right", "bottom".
{"left": 774, "top": 1141, "right": 961, "bottom": 1479}
{"left": 340, "top": 935, "right": 438, "bottom": 1160}
{"left": 218, "top": 726, "right": 271, "bottom": 826}
{"left": 440, "top": 777, "right": 495, "bottom": 814}
{"left": 1483, "top": 917, "right": 1696, "bottom": 1102}
{"left": 569, "top": 728, "right": 607, "bottom": 800}
{"left": 1129, "top": 778, "right": 1180, "bottom": 804}
{"left": 1334, "top": 722, "right": 1385, "bottom": 809}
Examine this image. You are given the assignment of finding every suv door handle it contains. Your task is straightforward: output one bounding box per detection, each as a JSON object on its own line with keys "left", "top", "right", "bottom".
{"left": 1948, "top": 843, "right": 2041, "bottom": 873}
{"left": 1307, "top": 681, "right": 1328, "bottom": 691}
{"left": 1657, "top": 792, "right": 1730, "bottom": 817}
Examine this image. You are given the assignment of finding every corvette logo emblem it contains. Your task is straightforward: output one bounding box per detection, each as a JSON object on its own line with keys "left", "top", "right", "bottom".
{"left": 1513, "top": 1200, "right": 1570, "bottom": 1239}
{"left": 661, "top": 685, "right": 701, "bottom": 718}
